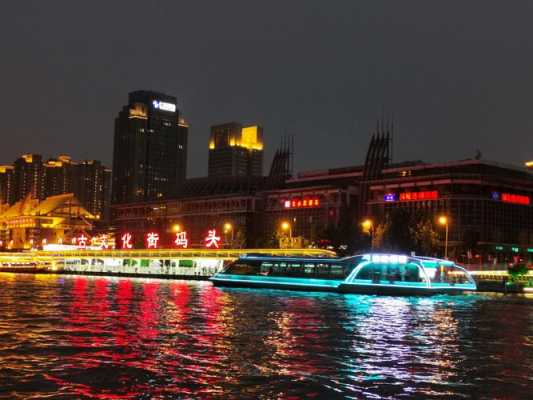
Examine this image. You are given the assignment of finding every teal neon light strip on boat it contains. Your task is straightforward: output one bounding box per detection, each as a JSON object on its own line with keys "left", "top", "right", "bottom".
{"left": 212, "top": 275, "right": 342, "bottom": 288}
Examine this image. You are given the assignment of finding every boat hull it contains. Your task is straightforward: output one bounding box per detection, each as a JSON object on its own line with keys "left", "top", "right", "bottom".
{"left": 338, "top": 283, "right": 474, "bottom": 296}
{"left": 210, "top": 277, "right": 340, "bottom": 292}
{"left": 211, "top": 277, "right": 476, "bottom": 295}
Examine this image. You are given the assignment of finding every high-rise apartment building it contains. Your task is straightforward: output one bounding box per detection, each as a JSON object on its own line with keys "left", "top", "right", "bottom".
{"left": 0, "top": 165, "right": 14, "bottom": 205}
{"left": 13, "top": 154, "right": 45, "bottom": 200}
{"left": 44, "top": 156, "right": 111, "bottom": 219}
{"left": 44, "top": 155, "right": 75, "bottom": 197}
{"left": 1, "top": 154, "right": 111, "bottom": 220}
{"left": 112, "top": 90, "right": 188, "bottom": 204}
{"left": 74, "top": 160, "right": 112, "bottom": 220}
{"left": 208, "top": 122, "right": 263, "bottom": 178}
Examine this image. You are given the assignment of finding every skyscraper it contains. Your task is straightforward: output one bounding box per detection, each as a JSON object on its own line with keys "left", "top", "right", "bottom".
{"left": 13, "top": 154, "right": 45, "bottom": 201}
{"left": 112, "top": 90, "right": 188, "bottom": 204}
{"left": 43, "top": 156, "right": 111, "bottom": 220}
{"left": 74, "top": 160, "right": 112, "bottom": 221}
{"left": 0, "top": 165, "right": 14, "bottom": 205}
{"left": 208, "top": 122, "right": 263, "bottom": 178}
{"left": 44, "top": 155, "right": 75, "bottom": 197}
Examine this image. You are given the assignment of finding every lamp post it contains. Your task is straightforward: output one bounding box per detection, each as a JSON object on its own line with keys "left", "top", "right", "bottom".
{"left": 438, "top": 215, "right": 449, "bottom": 259}
{"left": 281, "top": 221, "right": 292, "bottom": 248}
{"left": 223, "top": 222, "right": 234, "bottom": 247}
{"left": 281, "top": 221, "right": 292, "bottom": 238}
{"left": 361, "top": 219, "right": 374, "bottom": 249}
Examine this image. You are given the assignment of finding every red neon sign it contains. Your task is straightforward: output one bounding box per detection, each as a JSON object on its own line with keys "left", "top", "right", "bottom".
{"left": 75, "top": 234, "right": 89, "bottom": 249}
{"left": 121, "top": 233, "right": 133, "bottom": 249}
{"left": 399, "top": 191, "right": 438, "bottom": 202}
{"left": 501, "top": 193, "right": 530, "bottom": 206}
{"left": 205, "top": 229, "right": 221, "bottom": 248}
{"left": 146, "top": 232, "right": 160, "bottom": 249}
{"left": 96, "top": 234, "right": 109, "bottom": 250}
{"left": 284, "top": 197, "right": 320, "bottom": 209}
{"left": 174, "top": 231, "right": 188, "bottom": 248}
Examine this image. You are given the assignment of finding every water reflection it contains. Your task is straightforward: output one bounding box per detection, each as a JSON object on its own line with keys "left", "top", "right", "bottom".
{"left": 0, "top": 274, "right": 531, "bottom": 399}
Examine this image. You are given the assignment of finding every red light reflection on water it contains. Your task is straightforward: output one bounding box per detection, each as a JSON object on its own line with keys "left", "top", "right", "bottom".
{"left": 114, "top": 279, "right": 133, "bottom": 348}
{"left": 49, "top": 278, "right": 234, "bottom": 398}
{"left": 137, "top": 282, "right": 160, "bottom": 341}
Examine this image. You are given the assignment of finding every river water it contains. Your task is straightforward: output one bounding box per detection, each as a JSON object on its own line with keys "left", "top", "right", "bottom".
{"left": 0, "top": 273, "right": 531, "bottom": 399}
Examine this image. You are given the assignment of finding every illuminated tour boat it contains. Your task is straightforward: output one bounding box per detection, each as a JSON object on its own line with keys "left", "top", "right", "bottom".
{"left": 210, "top": 253, "right": 477, "bottom": 295}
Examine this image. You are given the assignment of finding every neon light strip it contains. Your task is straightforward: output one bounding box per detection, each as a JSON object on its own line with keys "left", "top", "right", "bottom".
{"left": 501, "top": 193, "right": 530, "bottom": 206}
{"left": 343, "top": 282, "right": 476, "bottom": 290}
{"left": 211, "top": 277, "right": 341, "bottom": 288}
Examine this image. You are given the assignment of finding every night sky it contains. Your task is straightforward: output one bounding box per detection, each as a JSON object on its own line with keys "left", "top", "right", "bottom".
{"left": 1, "top": 1, "right": 532, "bottom": 177}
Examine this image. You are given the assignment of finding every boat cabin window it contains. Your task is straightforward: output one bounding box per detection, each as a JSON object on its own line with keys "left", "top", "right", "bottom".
{"left": 427, "top": 263, "right": 471, "bottom": 285}
{"left": 224, "top": 258, "right": 350, "bottom": 279}
{"left": 225, "top": 259, "right": 262, "bottom": 275}
{"left": 355, "top": 262, "right": 423, "bottom": 283}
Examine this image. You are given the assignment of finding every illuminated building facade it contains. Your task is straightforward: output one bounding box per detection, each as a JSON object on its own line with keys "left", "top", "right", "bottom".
{"left": 112, "top": 90, "right": 188, "bottom": 204}
{"left": 44, "top": 155, "right": 75, "bottom": 197}
{"left": 0, "top": 165, "right": 15, "bottom": 205}
{"left": 366, "top": 160, "right": 533, "bottom": 260}
{"left": 113, "top": 158, "right": 533, "bottom": 261}
{"left": 0, "top": 154, "right": 111, "bottom": 221}
{"left": 113, "top": 176, "right": 265, "bottom": 248}
{"left": 14, "top": 154, "right": 45, "bottom": 201}
{"left": 0, "top": 193, "right": 96, "bottom": 250}
{"left": 44, "top": 157, "right": 111, "bottom": 220}
{"left": 111, "top": 128, "right": 533, "bottom": 260}
{"left": 208, "top": 122, "right": 263, "bottom": 178}
{"left": 75, "top": 160, "right": 112, "bottom": 220}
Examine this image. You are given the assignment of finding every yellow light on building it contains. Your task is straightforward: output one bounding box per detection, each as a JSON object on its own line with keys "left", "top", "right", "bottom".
{"left": 526, "top": 161, "right": 533, "bottom": 168}
{"left": 129, "top": 103, "right": 148, "bottom": 119}
{"left": 0, "top": 165, "right": 14, "bottom": 173}
{"left": 240, "top": 125, "right": 263, "bottom": 150}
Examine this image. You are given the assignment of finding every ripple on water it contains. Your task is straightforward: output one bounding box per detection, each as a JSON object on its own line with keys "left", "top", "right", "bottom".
{"left": 0, "top": 275, "right": 532, "bottom": 399}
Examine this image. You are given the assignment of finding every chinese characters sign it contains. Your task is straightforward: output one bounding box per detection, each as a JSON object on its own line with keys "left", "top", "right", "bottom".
{"left": 174, "top": 231, "right": 188, "bottom": 248}
{"left": 205, "top": 229, "right": 221, "bottom": 248}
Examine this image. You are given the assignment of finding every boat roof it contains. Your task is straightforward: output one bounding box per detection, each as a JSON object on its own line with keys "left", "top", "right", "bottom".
{"left": 240, "top": 253, "right": 456, "bottom": 266}
{"left": 240, "top": 254, "right": 344, "bottom": 263}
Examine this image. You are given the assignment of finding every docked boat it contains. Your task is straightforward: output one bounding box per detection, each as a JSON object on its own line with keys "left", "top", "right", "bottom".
{"left": 210, "top": 253, "right": 477, "bottom": 295}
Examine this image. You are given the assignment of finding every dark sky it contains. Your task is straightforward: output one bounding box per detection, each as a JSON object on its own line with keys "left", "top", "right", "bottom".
{"left": 1, "top": 1, "right": 532, "bottom": 177}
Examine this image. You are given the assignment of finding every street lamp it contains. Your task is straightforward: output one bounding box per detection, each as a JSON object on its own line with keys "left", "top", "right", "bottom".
{"left": 361, "top": 219, "right": 374, "bottom": 249}
{"left": 281, "top": 221, "right": 292, "bottom": 239}
{"left": 172, "top": 224, "right": 182, "bottom": 233}
{"left": 438, "top": 215, "right": 449, "bottom": 259}
{"left": 223, "top": 222, "right": 234, "bottom": 246}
